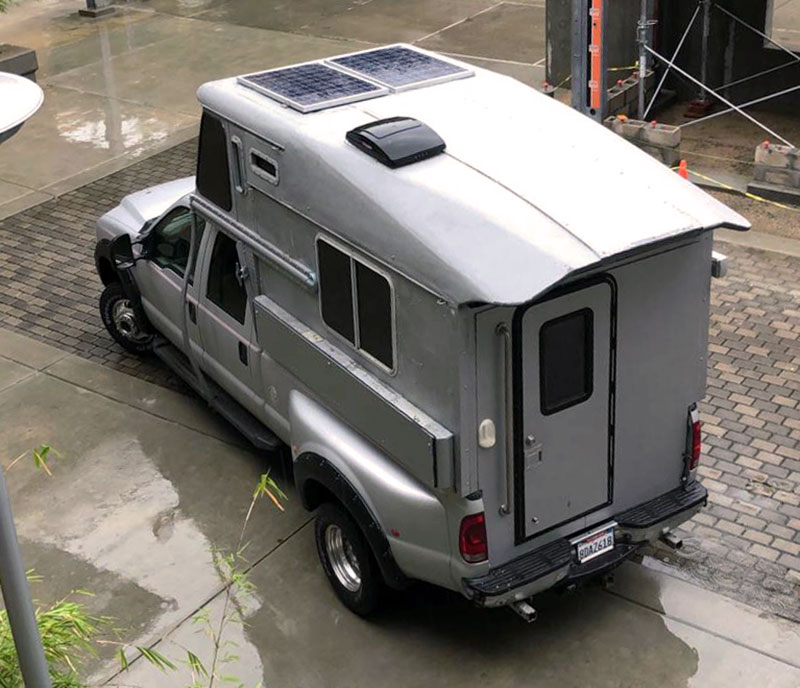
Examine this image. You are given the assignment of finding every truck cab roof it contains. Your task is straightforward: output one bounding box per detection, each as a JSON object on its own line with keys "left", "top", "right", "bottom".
{"left": 197, "top": 45, "right": 749, "bottom": 306}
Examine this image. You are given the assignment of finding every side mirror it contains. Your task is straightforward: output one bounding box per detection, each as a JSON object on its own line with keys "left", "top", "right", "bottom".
{"left": 110, "top": 234, "right": 134, "bottom": 269}
{"left": 139, "top": 230, "right": 156, "bottom": 259}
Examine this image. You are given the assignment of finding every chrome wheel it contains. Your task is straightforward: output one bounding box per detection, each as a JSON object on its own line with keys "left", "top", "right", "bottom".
{"left": 325, "top": 524, "right": 362, "bottom": 592}
{"left": 112, "top": 299, "right": 148, "bottom": 343}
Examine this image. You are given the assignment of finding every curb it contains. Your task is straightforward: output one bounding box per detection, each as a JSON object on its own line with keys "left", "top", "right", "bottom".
{"left": 715, "top": 228, "right": 800, "bottom": 260}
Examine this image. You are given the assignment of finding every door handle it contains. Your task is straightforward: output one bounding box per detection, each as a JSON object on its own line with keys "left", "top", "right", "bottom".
{"left": 524, "top": 434, "right": 543, "bottom": 471}
{"left": 238, "top": 341, "right": 248, "bottom": 366}
{"left": 187, "top": 302, "right": 197, "bottom": 324}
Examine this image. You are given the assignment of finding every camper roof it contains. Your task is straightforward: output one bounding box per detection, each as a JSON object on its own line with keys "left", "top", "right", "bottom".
{"left": 197, "top": 45, "right": 749, "bottom": 306}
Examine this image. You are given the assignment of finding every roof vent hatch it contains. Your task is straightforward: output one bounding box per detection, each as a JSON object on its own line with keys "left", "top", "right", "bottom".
{"left": 346, "top": 117, "right": 445, "bottom": 168}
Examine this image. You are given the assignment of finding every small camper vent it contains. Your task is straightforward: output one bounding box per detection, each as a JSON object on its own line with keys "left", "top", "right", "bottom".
{"left": 346, "top": 117, "right": 446, "bottom": 169}
{"left": 237, "top": 63, "right": 387, "bottom": 113}
{"left": 329, "top": 45, "right": 473, "bottom": 91}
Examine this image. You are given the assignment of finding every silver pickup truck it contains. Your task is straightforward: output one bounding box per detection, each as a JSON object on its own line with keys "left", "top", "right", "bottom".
{"left": 94, "top": 45, "right": 749, "bottom": 620}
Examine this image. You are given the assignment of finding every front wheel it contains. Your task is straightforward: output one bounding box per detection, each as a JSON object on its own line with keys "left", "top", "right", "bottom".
{"left": 99, "top": 282, "right": 153, "bottom": 355}
{"left": 314, "top": 502, "right": 383, "bottom": 616}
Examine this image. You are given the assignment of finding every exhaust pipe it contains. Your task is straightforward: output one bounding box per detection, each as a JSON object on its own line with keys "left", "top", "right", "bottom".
{"left": 510, "top": 599, "right": 537, "bottom": 623}
{"left": 660, "top": 531, "right": 683, "bottom": 550}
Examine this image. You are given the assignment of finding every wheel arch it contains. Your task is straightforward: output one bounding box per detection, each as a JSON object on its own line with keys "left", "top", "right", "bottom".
{"left": 289, "top": 391, "right": 454, "bottom": 591}
{"left": 295, "top": 452, "right": 409, "bottom": 590}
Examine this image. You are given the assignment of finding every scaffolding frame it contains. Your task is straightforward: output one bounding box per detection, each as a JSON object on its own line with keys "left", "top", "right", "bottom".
{"left": 639, "top": 1, "right": 798, "bottom": 149}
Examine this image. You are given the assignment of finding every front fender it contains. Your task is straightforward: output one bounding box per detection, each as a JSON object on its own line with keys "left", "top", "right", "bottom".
{"left": 289, "top": 391, "right": 455, "bottom": 590}
{"left": 94, "top": 239, "right": 116, "bottom": 285}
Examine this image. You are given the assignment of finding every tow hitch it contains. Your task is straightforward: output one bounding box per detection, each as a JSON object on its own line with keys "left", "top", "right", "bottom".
{"left": 509, "top": 599, "right": 538, "bottom": 623}
{"left": 660, "top": 530, "right": 683, "bottom": 550}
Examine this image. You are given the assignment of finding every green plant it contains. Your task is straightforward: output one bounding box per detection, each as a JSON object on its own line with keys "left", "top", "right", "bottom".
{"left": 0, "top": 588, "right": 106, "bottom": 688}
{"left": 119, "top": 471, "right": 286, "bottom": 687}
{"left": 0, "top": 446, "right": 105, "bottom": 688}
{"left": 3, "top": 445, "right": 285, "bottom": 687}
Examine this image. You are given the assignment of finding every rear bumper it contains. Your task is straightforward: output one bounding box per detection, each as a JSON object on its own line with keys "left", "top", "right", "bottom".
{"left": 465, "top": 481, "right": 707, "bottom": 608}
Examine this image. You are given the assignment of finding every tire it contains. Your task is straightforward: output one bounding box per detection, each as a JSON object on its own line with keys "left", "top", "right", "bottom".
{"left": 314, "top": 502, "right": 384, "bottom": 616}
{"left": 99, "top": 282, "right": 154, "bottom": 355}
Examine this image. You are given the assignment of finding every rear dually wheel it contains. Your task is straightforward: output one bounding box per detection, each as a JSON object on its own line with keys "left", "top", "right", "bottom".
{"left": 314, "top": 502, "right": 384, "bottom": 616}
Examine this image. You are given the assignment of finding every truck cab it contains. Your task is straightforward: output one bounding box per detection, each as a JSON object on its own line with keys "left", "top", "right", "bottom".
{"left": 94, "top": 44, "right": 748, "bottom": 618}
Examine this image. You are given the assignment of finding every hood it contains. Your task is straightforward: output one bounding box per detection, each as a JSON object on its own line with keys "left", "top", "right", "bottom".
{"left": 118, "top": 176, "right": 196, "bottom": 227}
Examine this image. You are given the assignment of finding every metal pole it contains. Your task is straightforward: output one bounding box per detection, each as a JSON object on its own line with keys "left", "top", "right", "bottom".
{"left": 0, "top": 469, "right": 53, "bottom": 688}
{"left": 644, "top": 44, "right": 795, "bottom": 147}
{"left": 570, "top": 0, "right": 588, "bottom": 113}
{"left": 699, "top": 0, "right": 712, "bottom": 101}
{"left": 643, "top": 3, "right": 701, "bottom": 119}
{"left": 681, "top": 82, "right": 800, "bottom": 129}
{"left": 637, "top": 0, "right": 648, "bottom": 118}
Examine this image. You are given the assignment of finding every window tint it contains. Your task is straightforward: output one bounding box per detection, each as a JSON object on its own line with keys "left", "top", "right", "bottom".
{"left": 356, "top": 262, "right": 393, "bottom": 368}
{"left": 539, "top": 308, "right": 593, "bottom": 415}
{"left": 318, "top": 241, "right": 355, "bottom": 343}
{"left": 317, "top": 239, "right": 395, "bottom": 370}
{"left": 197, "top": 112, "right": 232, "bottom": 211}
{"left": 206, "top": 231, "right": 247, "bottom": 324}
{"left": 151, "top": 207, "right": 193, "bottom": 276}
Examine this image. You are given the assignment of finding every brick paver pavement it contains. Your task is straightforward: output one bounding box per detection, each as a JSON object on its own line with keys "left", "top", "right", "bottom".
{"left": 0, "top": 140, "right": 798, "bottom": 619}
{"left": 0, "top": 140, "right": 197, "bottom": 392}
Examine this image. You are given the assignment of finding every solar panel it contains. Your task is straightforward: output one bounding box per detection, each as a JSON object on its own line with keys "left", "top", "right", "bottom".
{"left": 329, "top": 46, "right": 473, "bottom": 92}
{"left": 237, "top": 62, "right": 388, "bottom": 113}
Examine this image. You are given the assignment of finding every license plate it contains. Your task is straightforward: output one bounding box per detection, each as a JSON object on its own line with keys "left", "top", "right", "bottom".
{"left": 574, "top": 525, "right": 615, "bottom": 563}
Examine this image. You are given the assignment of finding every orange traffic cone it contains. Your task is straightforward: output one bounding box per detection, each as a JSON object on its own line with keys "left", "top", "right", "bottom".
{"left": 678, "top": 159, "right": 689, "bottom": 180}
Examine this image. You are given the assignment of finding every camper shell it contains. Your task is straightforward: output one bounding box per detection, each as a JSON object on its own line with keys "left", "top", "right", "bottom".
{"left": 94, "top": 45, "right": 749, "bottom": 616}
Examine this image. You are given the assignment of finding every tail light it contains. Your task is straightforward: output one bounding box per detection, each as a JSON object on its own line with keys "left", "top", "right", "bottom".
{"left": 689, "top": 417, "right": 702, "bottom": 470}
{"left": 459, "top": 513, "right": 488, "bottom": 564}
{"left": 686, "top": 405, "right": 702, "bottom": 475}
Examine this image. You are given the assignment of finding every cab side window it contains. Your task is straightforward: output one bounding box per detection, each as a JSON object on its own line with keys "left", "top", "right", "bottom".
{"left": 206, "top": 231, "right": 247, "bottom": 324}
{"left": 151, "top": 207, "right": 205, "bottom": 280}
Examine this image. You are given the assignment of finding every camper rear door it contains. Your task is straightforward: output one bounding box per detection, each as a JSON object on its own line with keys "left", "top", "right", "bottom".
{"left": 517, "top": 281, "right": 613, "bottom": 540}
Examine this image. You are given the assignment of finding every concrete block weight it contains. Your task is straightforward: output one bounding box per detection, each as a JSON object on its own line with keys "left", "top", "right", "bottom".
{"left": 749, "top": 141, "right": 800, "bottom": 206}
{"left": 604, "top": 116, "right": 681, "bottom": 167}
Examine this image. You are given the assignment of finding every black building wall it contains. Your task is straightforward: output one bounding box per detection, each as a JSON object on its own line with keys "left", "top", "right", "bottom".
{"left": 547, "top": 1, "right": 800, "bottom": 114}
{"left": 660, "top": 0, "right": 800, "bottom": 113}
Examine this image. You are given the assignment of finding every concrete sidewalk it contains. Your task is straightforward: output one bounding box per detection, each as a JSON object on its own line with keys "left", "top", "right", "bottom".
{"left": 2, "top": 325, "right": 800, "bottom": 687}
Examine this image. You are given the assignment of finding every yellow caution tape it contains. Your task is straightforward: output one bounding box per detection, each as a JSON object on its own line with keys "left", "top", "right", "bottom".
{"left": 551, "top": 64, "right": 640, "bottom": 90}
{"left": 681, "top": 166, "right": 800, "bottom": 213}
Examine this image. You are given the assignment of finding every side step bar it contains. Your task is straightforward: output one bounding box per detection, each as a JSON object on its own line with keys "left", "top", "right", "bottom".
{"left": 153, "top": 340, "right": 283, "bottom": 453}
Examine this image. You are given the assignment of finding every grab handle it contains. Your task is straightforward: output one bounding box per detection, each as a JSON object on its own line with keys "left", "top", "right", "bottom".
{"left": 230, "top": 136, "right": 247, "bottom": 196}
{"left": 497, "top": 323, "right": 513, "bottom": 516}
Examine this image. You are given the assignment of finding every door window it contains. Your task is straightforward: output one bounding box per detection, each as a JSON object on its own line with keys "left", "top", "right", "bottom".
{"left": 206, "top": 231, "right": 247, "bottom": 324}
{"left": 539, "top": 308, "right": 593, "bottom": 415}
{"left": 150, "top": 207, "right": 205, "bottom": 279}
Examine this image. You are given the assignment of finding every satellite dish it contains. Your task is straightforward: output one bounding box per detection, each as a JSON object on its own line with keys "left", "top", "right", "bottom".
{"left": 0, "top": 72, "right": 44, "bottom": 144}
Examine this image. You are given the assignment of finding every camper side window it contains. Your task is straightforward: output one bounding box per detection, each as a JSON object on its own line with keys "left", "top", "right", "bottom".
{"left": 197, "top": 112, "right": 233, "bottom": 212}
{"left": 317, "top": 239, "right": 395, "bottom": 371}
{"left": 539, "top": 309, "right": 593, "bottom": 415}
